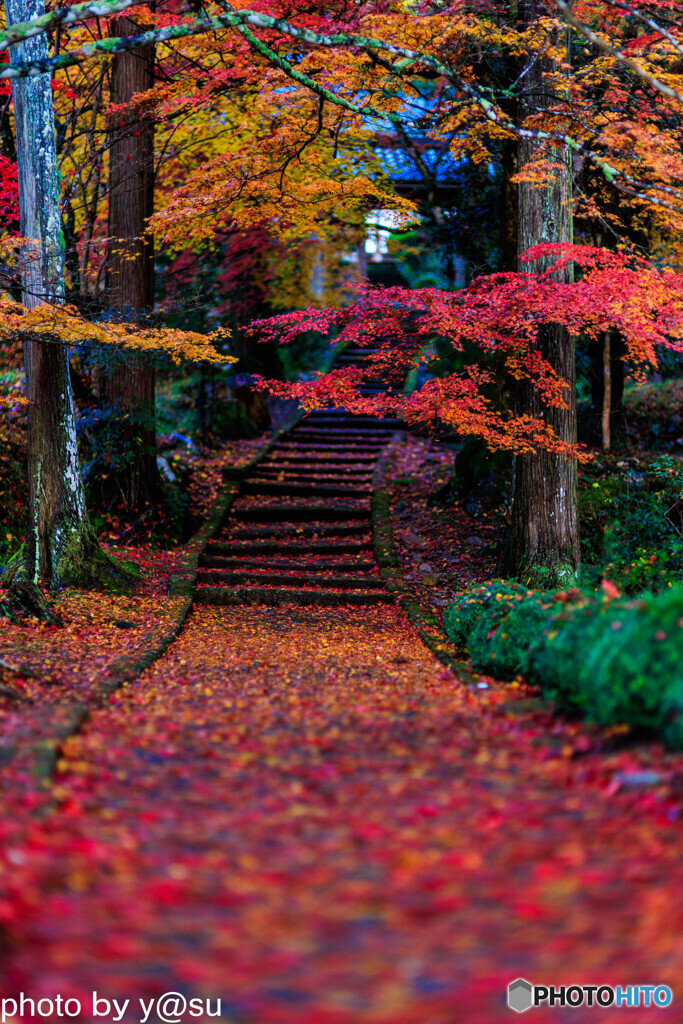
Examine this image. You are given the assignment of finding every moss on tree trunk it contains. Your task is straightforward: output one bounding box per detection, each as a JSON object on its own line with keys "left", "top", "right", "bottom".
{"left": 2, "top": 0, "right": 134, "bottom": 613}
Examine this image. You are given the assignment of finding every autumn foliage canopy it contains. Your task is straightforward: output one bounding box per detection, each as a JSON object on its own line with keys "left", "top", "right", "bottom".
{"left": 2, "top": 0, "right": 683, "bottom": 452}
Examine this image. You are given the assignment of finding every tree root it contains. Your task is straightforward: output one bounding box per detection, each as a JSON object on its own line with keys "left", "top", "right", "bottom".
{"left": 53, "top": 522, "right": 140, "bottom": 593}
{"left": 0, "top": 575, "right": 64, "bottom": 626}
{"left": 0, "top": 520, "right": 140, "bottom": 623}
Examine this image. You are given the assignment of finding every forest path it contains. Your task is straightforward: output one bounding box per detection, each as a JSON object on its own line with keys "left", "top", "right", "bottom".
{"left": 4, "top": 601, "right": 682, "bottom": 1024}
{"left": 3, "top": 369, "right": 683, "bottom": 1023}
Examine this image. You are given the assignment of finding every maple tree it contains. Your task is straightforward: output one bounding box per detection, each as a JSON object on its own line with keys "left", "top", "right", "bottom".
{"left": 1, "top": 0, "right": 683, "bottom": 586}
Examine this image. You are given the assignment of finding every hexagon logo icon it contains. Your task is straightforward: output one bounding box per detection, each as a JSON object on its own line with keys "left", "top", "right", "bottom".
{"left": 508, "top": 978, "right": 533, "bottom": 1013}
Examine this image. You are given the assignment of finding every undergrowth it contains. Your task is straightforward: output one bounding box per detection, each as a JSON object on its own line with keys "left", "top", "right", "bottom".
{"left": 578, "top": 454, "right": 683, "bottom": 594}
{"left": 443, "top": 582, "right": 683, "bottom": 750}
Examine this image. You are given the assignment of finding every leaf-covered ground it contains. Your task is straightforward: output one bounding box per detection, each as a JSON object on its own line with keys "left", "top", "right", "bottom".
{"left": 2, "top": 603, "right": 683, "bottom": 1023}
{"left": 385, "top": 435, "right": 497, "bottom": 613}
{"left": 1, "top": 425, "right": 682, "bottom": 1021}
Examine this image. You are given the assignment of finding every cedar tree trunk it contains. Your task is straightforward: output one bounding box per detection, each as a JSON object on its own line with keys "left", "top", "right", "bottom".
{"left": 2, "top": 0, "right": 123, "bottom": 602}
{"left": 500, "top": 0, "right": 580, "bottom": 587}
{"left": 105, "top": 18, "right": 162, "bottom": 511}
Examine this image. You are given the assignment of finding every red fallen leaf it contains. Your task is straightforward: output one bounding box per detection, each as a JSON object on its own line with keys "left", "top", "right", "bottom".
{"left": 481, "top": 811, "right": 505, "bottom": 829}
{"left": 601, "top": 579, "right": 621, "bottom": 600}
{"left": 61, "top": 799, "right": 82, "bottom": 817}
{"left": 147, "top": 879, "right": 188, "bottom": 904}
{"left": 511, "top": 900, "right": 549, "bottom": 921}
{"left": 98, "top": 934, "right": 141, "bottom": 958}
{"left": 19, "top": 793, "right": 42, "bottom": 809}
{"left": 0, "top": 899, "right": 20, "bottom": 924}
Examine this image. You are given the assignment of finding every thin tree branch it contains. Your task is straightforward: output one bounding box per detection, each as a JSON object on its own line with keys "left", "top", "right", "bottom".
{"left": 553, "top": 0, "right": 683, "bottom": 104}
{"left": 0, "top": 0, "right": 138, "bottom": 53}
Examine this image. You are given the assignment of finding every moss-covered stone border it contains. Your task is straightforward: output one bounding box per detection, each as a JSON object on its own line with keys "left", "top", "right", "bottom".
{"left": 372, "top": 433, "right": 482, "bottom": 684}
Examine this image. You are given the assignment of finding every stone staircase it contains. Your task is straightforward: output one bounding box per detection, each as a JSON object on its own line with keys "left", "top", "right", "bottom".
{"left": 195, "top": 348, "right": 400, "bottom": 606}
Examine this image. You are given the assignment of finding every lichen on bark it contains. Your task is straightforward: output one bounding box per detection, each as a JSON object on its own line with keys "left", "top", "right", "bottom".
{"left": 3, "top": 0, "right": 135, "bottom": 616}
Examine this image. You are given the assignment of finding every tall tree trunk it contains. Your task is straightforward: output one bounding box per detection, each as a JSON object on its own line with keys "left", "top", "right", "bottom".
{"left": 589, "top": 330, "right": 625, "bottom": 446}
{"left": 500, "top": 0, "right": 580, "bottom": 587}
{"left": 2, "top": 0, "right": 125, "bottom": 604}
{"left": 105, "top": 17, "right": 162, "bottom": 511}
{"left": 601, "top": 331, "right": 611, "bottom": 452}
{"left": 500, "top": 137, "right": 519, "bottom": 273}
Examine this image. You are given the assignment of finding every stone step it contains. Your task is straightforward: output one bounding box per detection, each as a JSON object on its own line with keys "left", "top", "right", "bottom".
{"left": 248, "top": 476, "right": 372, "bottom": 488}
{"left": 261, "top": 454, "right": 377, "bottom": 465}
{"left": 302, "top": 414, "right": 399, "bottom": 426}
{"left": 201, "top": 364, "right": 400, "bottom": 605}
{"left": 213, "top": 521, "right": 371, "bottom": 539}
{"left": 288, "top": 432, "right": 392, "bottom": 443}
{"left": 241, "top": 481, "right": 371, "bottom": 498}
{"left": 272, "top": 442, "right": 384, "bottom": 453}
{"left": 200, "top": 557, "right": 376, "bottom": 571}
{"left": 334, "top": 352, "right": 384, "bottom": 364}
{"left": 247, "top": 480, "right": 372, "bottom": 492}
{"left": 230, "top": 504, "right": 370, "bottom": 522}
{"left": 253, "top": 467, "right": 373, "bottom": 479}
{"left": 290, "top": 426, "right": 394, "bottom": 436}
{"left": 197, "top": 570, "right": 385, "bottom": 589}
{"left": 335, "top": 348, "right": 383, "bottom": 356}
{"left": 195, "top": 586, "right": 393, "bottom": 607}
{"left": 302, "top": 415, "right": 400, "bottom": 428}
{"left": 206, "top": 539, "right": 371, "bottom": 556}
{"left": 277, "top": 435, "right": 386, "bottom": 444}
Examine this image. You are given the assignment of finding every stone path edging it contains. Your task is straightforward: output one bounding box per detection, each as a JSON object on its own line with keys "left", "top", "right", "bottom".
{"left": 372, "top": 432, "right": 481, "bottom": 683}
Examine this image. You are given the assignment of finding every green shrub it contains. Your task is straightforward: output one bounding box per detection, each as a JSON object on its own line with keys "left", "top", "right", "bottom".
{"left": 527, "top": 598, "right": 628, "bottom": 709}
{"left": 210, "top": 399, "right": 257, "bottom": 440}
{"left": 444, "top": 580, "right": 683, "bottom": 748}
{"left": 442, "top": 580, "right": 527, "bottom": 646}
{"left": 467, "top": 594, "right": 557, "bottom": 680}
{"left": 622, "top": 378, "right": 683, "bottom": 448}
{"left": 528, "top": 588, "right": 683, "bottom": 743}
{"left": 661, "top": 678, "right": 683, "bottom": 752}
{"left": 583, "top": 589, "right": 683, "bottom": 730}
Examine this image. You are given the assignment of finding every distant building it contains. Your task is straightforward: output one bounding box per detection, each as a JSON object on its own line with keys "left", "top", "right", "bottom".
{"left": 360, "top": 139, "right": 468, "bottom": 287}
